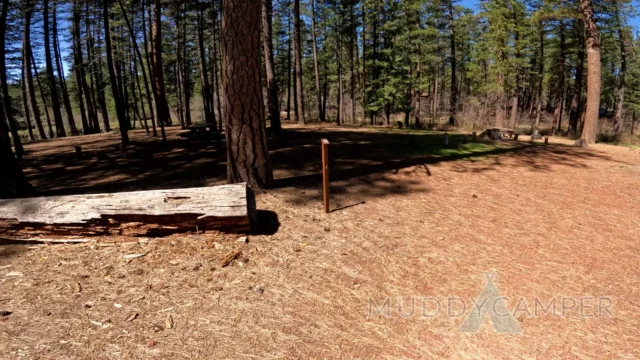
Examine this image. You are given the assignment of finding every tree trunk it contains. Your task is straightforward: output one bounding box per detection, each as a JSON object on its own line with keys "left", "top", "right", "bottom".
{"left": 286, "top": 5, "right": 292, "bottom": 122}
{"left": 23, "top": 8, "right": 47, "bottom": 140}
{"left": 293, "top": 0, "right": 305, "bottom": 125}
{"left": 221, "top": 0, "right": 273, "bottom": 188}
{"left": 509, "top": 10, "right": 522, "bottom": 130}
{"left": 103, "top": 0, "right": 129, "bottom": 145}
{"left": 196, "top": 9, "right": 215, "bottom": 126}
{"left": 43, "top": 0, "right": 66, "bottom": 138}
{"left": 31, "top": 53, "right": 55, "bottom": 139}
{"left": 613, "top": 9, "right": 626, "bottom": 139}
{"left": 433, "top": 75, "right": 438, "bottom": 119}
{"left": 262, "top": 0, "right": 281, "bottom": 131}
{"left": 0, "top": 127, "right": 34, "bottom": 199}
{"left": 93, "top": 16, "right": 109, "bottom": 133}
{"left": 52, "top": 1, "right": 78, "bottom": 136}
{"left": 350, "top": 2, "right": 356, "bottom": 124}
{"left": 337, "top": 9, "right": 343, "bottom": 126}
{"left": 533, "top": 15, "right": 544, "bottom": 137}
{"left": 361, "top": 2, "right": 367, "bottom": 123}
{"left": 579, "top": 0, "right": 600, "bottom": 145}
{"left": 495, "top": 55, "right": 505, "bottom": 128}
{"left": 509, "top": 95, "right": 518, "bottom": 129}
{"left": 117, "top": 0, "right": 155, "bottom": 135}
{"left": 181, "top": 15, "right": 191, "bottom": 127}
{"left": 141, "top": 0, "right": 157, "bottom": 136}
{"left": 212, "top": 3, "right": 223, "bottom": 133}
{"left": 552, "top": 22, "right": 566, "bottom": 136}
{"left": 0, "top": 0, "right": 25, "bottom": 156}
{"left": 72, "top": 0, "right": 92, "bottom": 135}
{"left": 448, "top": 0, "right": 457, "bottom": 126}
{"left": 311, "top": 0, "right": 324, "bottom": 122}
{"left": 21, "top": 68, "right": 34, "bottom": 141}
{"left": 133, "top": 45, "right": 149, "bottom": 133}
{"left": 569, "top": 22, "right": 585, "bottom": 138}
{"left": 151, "top": 0, "right": 170, "bottom": 142}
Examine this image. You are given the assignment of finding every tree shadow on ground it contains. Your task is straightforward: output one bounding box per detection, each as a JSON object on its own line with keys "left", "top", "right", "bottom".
{"left": 0, "top": 245, "right": 28, "bottom": 263}
{"left": 20, "top": 125, "right": 617, "bottom": 201}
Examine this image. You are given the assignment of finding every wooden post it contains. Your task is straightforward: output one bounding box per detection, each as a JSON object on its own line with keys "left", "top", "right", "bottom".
{"left": 472, "top": 131, "right": 477, "bottom": 141}
{"left": 321, "top": 139, "right": 330, "bottom": 213}
{"left": 443, "top": 132, "right": 449, "bottom": 146}
{"left": 514, "top": 133, "right": 519, "bottom": 141}
{"left": 544, "top": 137, "right": 549, "bottom": 145}
{"left": 75, "top": 146, "right": 82, "bottom": 156}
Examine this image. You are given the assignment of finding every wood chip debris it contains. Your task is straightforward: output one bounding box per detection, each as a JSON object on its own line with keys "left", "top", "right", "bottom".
{"left": 125, "top": 312, "right": 139, "bottom": 322}
{"left": 123, "top": 254, "right": 146, "bottom": 260}
{"left": 165, "top": 315, "right": 174, "bottom": 330}
{"left": 90, "top": 319, "right": 113, "bottom": 329}
{"left": 4, "top": 272, "right": 24, "bottom": 277}
{"left": 237, "top": 236, "right": 248, "bottom": 243}
{"left": 221, "top": 250, "right": 242, "bottom": 267}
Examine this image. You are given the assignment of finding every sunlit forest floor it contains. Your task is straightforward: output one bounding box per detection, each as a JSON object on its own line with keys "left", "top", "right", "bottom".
{"left": 2, "top": 124, "right": 639, "bottom": 358}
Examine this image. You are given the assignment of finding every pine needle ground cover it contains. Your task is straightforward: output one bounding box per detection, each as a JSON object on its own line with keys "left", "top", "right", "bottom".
{"left": 1, "top": 124, "right": 639, "bottom": 358}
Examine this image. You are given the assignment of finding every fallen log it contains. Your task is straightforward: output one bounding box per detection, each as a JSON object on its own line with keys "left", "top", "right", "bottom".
{"left": 0, "top": 184, "right": 256, "bottom": 238}
{"left": 0, "top": 237, "right": 91, "bottom": 245}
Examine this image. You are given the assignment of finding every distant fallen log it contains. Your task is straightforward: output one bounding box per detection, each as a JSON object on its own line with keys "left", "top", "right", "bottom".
{"left": 0, "top": 237, "right": 91, "bottom": 245}
{"left": 0, "top": 184, "right": 256, "bottom": 238}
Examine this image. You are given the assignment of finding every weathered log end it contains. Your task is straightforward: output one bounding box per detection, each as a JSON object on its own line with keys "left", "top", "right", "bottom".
{"left": 0, "top": 184, "right": 256, "bottom": 239}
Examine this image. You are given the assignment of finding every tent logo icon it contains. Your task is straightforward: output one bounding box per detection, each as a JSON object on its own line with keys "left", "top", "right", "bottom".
{"left": 459, "top": 273, "right": 522, "bottom": 334}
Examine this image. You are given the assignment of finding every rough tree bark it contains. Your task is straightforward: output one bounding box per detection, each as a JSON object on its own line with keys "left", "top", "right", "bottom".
{"left": 579, "top": 0, "right": 600, "bottom": 145}
{"left": 221, "top": 0, "right": 274, "bottom": 188}
{"left": 262, "top": 0, "right": 281, "bottom": 131}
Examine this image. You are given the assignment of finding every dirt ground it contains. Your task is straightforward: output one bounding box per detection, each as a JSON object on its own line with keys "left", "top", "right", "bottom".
{"left": 1, "top": 124, "right": 639, "bottom": 359}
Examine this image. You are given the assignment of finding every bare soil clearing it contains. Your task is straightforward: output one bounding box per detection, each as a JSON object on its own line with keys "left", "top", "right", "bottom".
{"left": 1, "top": 124, "right": 639, "bottom": 358}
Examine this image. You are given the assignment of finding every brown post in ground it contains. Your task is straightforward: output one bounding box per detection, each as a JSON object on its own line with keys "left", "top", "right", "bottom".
{"left": 322, "top": 139, "right": 330, "bottom": 213}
